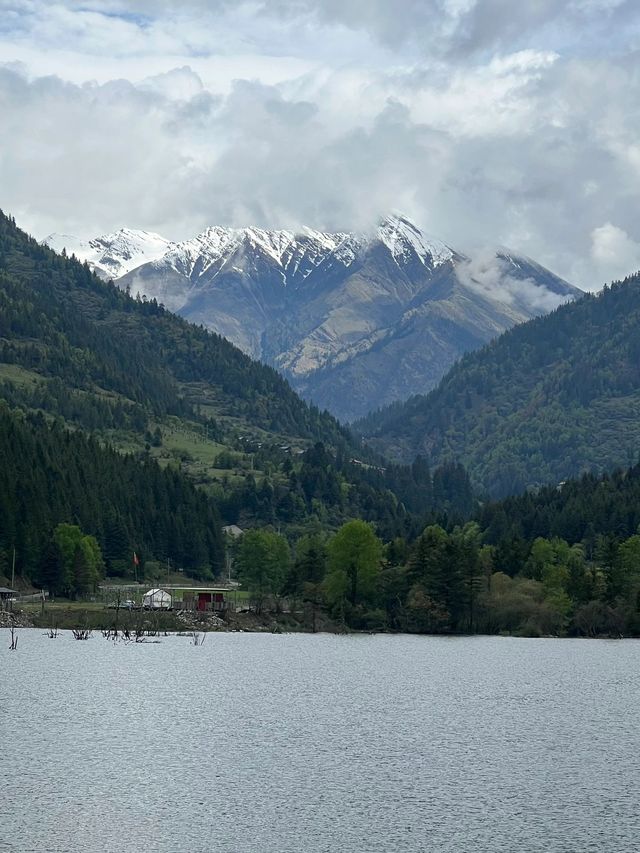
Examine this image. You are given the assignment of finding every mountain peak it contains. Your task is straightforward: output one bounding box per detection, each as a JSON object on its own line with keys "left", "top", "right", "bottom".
{"left": 377, "top": 213, "right": 454, "bottom": 268}
{"left": 380, "top": 211, "right": 420, "bottom": 230}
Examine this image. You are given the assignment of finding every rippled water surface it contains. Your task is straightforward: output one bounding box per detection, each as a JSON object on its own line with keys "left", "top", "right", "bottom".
{"left": 1, "top": 631, "right": 639, "bottom": 852}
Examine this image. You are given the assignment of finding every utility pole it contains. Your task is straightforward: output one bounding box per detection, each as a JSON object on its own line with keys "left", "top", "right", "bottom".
{"left": 11, "top": 546, "right": 15, "bottom": 589}
{"left": 225, "top": 549, "right": 232, "bottom": 583}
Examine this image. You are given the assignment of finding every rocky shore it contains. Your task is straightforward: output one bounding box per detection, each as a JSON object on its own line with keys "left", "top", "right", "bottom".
{"left": 0, "top": 610, "right": 34, "bottom": 628}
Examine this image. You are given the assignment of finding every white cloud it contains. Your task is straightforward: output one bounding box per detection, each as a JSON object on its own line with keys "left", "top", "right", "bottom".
{"left": 591, "top": 223, "right": 640, "bottom": 282}
{"left": 456, "top": 250, "right": 569, "bottom": 314}
{"left": 1, "top": 0, "right": 640, "bottom": 289}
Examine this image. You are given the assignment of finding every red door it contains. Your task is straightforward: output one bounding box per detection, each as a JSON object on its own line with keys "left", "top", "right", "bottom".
{"left": 197, "top": 593, "right": 211, "bottom": 612}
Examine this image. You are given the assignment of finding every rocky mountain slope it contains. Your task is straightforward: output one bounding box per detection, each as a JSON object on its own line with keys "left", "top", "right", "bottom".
{"left": 46, "top": 215, "right": 581, "bottom": 422}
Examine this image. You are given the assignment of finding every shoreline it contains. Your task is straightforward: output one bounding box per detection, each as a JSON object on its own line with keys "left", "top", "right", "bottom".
{"left": 1, "top": 610, "right": 637, "bottom": 641}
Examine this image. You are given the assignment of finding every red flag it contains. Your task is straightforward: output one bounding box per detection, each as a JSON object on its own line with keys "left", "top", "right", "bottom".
{"left": 133, "top": 551, "right": 139, "bottom": 566}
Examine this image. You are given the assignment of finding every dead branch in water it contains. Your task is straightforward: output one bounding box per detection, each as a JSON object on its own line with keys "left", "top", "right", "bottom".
{"left": 72, "top": 628, "right": 91, "bottom": 640}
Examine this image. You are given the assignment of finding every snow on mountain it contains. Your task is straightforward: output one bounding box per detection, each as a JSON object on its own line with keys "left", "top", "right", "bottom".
{"left": 44, "top": 233, "right": 91, "bottom": 258}
{"left": 45, "top": 215, "right": 582, "bottom": 421}
{"left": 377, "top": 214, "right": 454, "bottom": 268}
{"left": 163, "top": 224, "right": 346, "bottom": 283}
{"left": 43, "top": 228, "right": 171, "bottom": 280}
{"left": 44, "top": 215, "right": 452, "bottom": 301}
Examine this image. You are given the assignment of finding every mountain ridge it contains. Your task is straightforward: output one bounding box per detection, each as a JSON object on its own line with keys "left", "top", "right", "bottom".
{"left": 45, "top": 214, "right": 581, "bottom": 422}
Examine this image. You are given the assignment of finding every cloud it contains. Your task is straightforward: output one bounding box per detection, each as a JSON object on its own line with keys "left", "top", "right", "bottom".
{"left": 1, "top": 1, "right": 640, "bottom": 289}
{"left": 456, "top": 250, "right": 570, "bottom": 315}
{"left": 252, "top": 0, "right": 638, "bottom": 56}
{"left": 5, "top": 1, "right": 637, "bottom": 76}
{"left": 590, "top": 223, "right": 640, "bottom": 282}
{"left": 0, "top": 64, "right": 212, "bottom": 239}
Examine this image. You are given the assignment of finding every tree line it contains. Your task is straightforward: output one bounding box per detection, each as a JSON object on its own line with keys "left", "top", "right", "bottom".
{"left": 219, "top": 441, "right": 474, "bottom": 542}
{"left": 4, "top": 398, "right": 640, "bottom": 636}
{"left": 234, "top": 455, "right": 640, "bottom": 637}
{"left": 234, "top": 511, "right": 640, "bottom": 637}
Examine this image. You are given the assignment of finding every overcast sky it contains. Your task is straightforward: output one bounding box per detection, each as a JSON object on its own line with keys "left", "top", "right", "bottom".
{"left": 1, "top": 0, "right": 640, "bottom": 288}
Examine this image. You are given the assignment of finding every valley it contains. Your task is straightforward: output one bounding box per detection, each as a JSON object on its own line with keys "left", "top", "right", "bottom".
{"left": 3, "top": 209, "right": 640, "bottom": 638}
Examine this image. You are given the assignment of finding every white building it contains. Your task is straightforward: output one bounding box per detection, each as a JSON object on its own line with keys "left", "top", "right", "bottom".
{"left": 142, "top": 588, "right": 172, "bottom": 609}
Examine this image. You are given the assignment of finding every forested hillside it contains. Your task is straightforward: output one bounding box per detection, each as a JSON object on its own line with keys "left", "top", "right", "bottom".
{"left": 0, "top": 210, "right": 349, "bottom": 444}
{"left": 0, "top": 210, "right": 478, "bottom": 592}
{"left": 357, "top": 275, "right": 640, "bottom": 496}
{"left": 480, "top": 463, "right": 640, "bottom": 550}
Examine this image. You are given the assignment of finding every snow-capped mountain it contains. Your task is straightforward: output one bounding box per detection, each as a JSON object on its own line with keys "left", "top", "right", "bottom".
{"left": 44, "top": 215, "right": 582, "bottom": 421}
{"left": 44, "top": 228, "right": 171, "bottom": 280}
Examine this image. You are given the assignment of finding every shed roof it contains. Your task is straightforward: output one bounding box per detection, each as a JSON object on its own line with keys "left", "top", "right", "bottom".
{"left": 173, "top": 587, "right": 229, "bottom": 593}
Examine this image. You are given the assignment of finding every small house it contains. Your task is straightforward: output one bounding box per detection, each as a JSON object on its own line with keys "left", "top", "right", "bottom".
{"left": 171, "top": 587, "right": 229, "bottom": 613}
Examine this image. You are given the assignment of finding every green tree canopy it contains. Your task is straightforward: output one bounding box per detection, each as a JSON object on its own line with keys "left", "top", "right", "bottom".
{"left": 52, "top": 523, "right": 104, "bottom": 597}
{"left": 325, "top": 520, "right": 382, "bottom": 613}
{"left": 235, "top": 529, "right": 290, "bottom": 611}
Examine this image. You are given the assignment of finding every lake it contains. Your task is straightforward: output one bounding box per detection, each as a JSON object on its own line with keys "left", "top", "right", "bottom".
{"left": 1, "top": 631, "right": 639, "bottom": 852}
